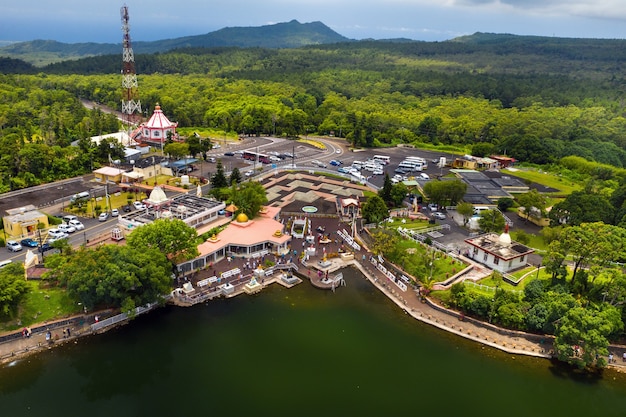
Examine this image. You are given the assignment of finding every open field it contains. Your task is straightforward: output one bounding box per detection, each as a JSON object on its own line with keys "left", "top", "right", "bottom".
{"left": 504, "top": 167, "right": 581, "bottom": 195}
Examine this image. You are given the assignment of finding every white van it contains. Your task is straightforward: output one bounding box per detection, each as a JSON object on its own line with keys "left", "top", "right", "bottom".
{"left": 70, "top": 191, "right": 90, "bottom": 203}
{"left": 473, "top": 206, "right": 490, "bottom": 216}
{"left": 63, "top": 215, "right": 78, "bottom": 223}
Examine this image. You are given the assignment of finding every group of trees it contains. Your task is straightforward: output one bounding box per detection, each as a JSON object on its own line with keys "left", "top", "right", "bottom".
{"left": 44, "top": 219, "right": 199, "bottom": 313}
{"left": 3, "top": 37, "right": 626, "bottom": 195}
{"left": 0, "top": 263, "right": 29, "bottom": 317}
{"left": 447, "top": 221, "right": 626, "bottom": 368}
{"left": 208, "top": 159, "right": 268, "bottom": 218}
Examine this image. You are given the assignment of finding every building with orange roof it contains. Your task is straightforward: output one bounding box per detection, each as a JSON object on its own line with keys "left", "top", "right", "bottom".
{"left": 176, "top": 206, "right": 292, "bottom": 275}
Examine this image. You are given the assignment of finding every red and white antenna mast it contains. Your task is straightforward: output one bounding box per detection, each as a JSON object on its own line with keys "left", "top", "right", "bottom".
{"left": 120, "top": 4, "right": 141, "bottom": 126}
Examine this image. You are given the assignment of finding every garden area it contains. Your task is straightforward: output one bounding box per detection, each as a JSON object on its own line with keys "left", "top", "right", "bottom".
{"left": 366, "top": 224, "right": 466, "bottom": 288}
{"left": 0, "top": 280, "right": 81, "bottom": 332}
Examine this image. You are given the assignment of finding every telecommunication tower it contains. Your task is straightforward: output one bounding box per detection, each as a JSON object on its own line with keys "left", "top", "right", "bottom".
{"left": 120, "top": 5, "right": 141, "bottom": 126}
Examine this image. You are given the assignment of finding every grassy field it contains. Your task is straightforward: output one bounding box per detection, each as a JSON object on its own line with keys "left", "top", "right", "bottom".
{"left": 503, "top": 167, "right": 581, "bottom": 195}
{"left": 1, "top": 281, "right": 81, "bottom": 332}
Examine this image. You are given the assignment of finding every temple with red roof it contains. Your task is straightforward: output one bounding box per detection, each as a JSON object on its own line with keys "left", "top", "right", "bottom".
{"left": 136, "top": 104, "right": 179, "bottom": 146}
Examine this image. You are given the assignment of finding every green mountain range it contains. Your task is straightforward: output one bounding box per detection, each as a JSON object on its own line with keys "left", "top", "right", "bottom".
{"left": 0, "top": 20, "right": 351, "bottom": 66}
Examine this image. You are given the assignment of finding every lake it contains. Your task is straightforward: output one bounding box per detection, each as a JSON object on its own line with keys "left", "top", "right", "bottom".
{"left": 1, "top": 267, "right": 626, "bottom": 416}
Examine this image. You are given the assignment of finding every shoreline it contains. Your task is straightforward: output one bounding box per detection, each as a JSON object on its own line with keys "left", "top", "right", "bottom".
{"left": 3, "top": 257, "right": 626, "bottom": 372}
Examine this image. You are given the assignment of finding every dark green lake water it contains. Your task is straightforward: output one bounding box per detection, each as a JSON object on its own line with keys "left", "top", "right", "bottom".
{"left": 2, "top": 268, "right": 626, "bottom": 417}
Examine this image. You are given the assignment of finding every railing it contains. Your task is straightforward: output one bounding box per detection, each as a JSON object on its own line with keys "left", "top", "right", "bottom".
{"left": 91, "top": 302, "right": 159, "bottom": 332}
{"left": 465, "top": 281, "right": 522, "bottom": 294}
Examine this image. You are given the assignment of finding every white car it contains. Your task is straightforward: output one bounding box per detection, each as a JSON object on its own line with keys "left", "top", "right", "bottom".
{"left": 419, "top": 173, "right": 430, "bottom": 180}
{"left": 433, "top": 212, "right": 446, "bottom": 220}
{"left": 133, "top": 201, "right": 146, "bottom": 210}
{"left": 6, "top": 240, "right": 23, "bottom": 252}
{"left": 48, "top": 229, "right": 69, "bottom": 240}
{"left": 111, "top": 208, "right": 119, "bottom": 217}
{"left": 372, "top": 169, "right": 384, "bottom": 175}
{"left": 245, "top": 171, "right": 254, "bottom": 177}
{"left": 68, "top": 219, "right": 84, "bottom": 230}
{"left": 58, "top": 223, "right": 76, "bottom": 234}
{"left": 98, "top": 212, "right": 110, "bottom": 222}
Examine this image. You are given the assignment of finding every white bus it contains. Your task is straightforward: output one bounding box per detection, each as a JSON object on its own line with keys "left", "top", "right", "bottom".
{"left": 404, "top": 156, "right": 428, "bottom": 169}
{"left": 398, "top": 161, "right": 422, "bottom": 171}
{"left": 373, "top": 155, "right": 390, "bottom": 165}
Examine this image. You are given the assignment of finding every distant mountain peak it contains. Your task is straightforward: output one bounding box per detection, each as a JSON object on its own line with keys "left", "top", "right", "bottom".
{"left": 0, "top": 20, "right": 350, "bottom": 65}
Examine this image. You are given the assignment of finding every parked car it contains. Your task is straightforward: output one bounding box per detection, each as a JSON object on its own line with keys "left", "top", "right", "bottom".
{"left": 218, "top": 209, "right": 226, "bottom": 216}
{"left": 245, "top": 171, "right": 254, "bottom": 177}
{"left": 6, "top": 240, "right": 23, "bottom": 252}
{"left": 224, "top": 152, "right": 235, "bottom": 156}
{"left": 98, "top": 212, "right": 110, "bottom": 222}
{"left": 428, "top": 203, "right": 439, "bottom": 212}
{"left": 337, "top": 167, "right": 350, "bottom": 174}
{"left": 133, "top": 201, "right": 146, "bottom": 210}
{"left": 38, "top": 243, "right": 52, "bottom": 253}
{"left": 207, "top": 157, "right": 216, "bottom": 163}
{"left": 329, "top": 159, "right": 342, "bottom": 166}
{"left": 67, "top": 219, "right": 84, "bottom": 230}
{"left": 122, "top": 205, "right": 132, "bottom": 213}
{"left": 419, "top": 173, "right": 430, "bottom": 180}
{"left": 48, "top": 229, "right": 69, "bottom": 240}
{"left": 58, "top": 223, "right": 76, "bottom": 234}
{"left": 20, "top": 238, "right": 39, "bottom": 248}
{"left": 432, "top": 212, "right": 446, "bottom": 220}
{"left": 111, "top": 208, "right": 119, "bottom": 217}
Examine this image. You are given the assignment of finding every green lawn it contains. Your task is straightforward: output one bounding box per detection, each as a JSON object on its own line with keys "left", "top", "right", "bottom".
{"left": 504, "top": 168, "right": 581, "bottom": 195}
{"left": 0, "top": 281, "right": 81, "bottom": 332}
{"left": 510, "top": 230, "right": 548, "bottom": 252}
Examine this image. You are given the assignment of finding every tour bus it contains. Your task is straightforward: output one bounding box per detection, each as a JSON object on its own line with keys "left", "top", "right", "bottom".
{"left": 398, "top": 161, "right": 423, "bottom": 171}
{"left": 372, "top": 155, "right": 390, "bottom": 165}
{"left": 404, "top": 156, "right": 428, "bottom": 169}
{"left": 242, "top": 150, "right": 271, "bottom": 164}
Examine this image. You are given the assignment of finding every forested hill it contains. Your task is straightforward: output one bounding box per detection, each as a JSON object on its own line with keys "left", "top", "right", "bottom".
{"left": 0, "top": 20, "right": 350, "bottom": 66}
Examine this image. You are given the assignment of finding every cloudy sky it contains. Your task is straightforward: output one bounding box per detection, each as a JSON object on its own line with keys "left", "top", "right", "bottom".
{"left": 3, "top": 0, "right": 626, "bottom": 44}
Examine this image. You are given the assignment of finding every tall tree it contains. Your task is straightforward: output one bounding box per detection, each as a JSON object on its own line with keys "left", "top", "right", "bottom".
{"left": 0, "top": 262, "right": 29, "bottom": 316}
{"left": 554, "top": 305, "right": 623, "bottom": 368}
{"left": 126, "top": 219, "right": 200, "bottom": 268}
{"left": 477, "top": 209, "right": 506, "bottom": 233}
{"left": 517, "top": 189, "right": 547, "bottom": 223}
{"left": 378, "top": 174, "right": 393, "bottom": 205}
{"left": 52, "top": 245, "right": 172, "bottom": 312}
{"left": 362, "top": 195, "right": 389, "bottom": 224}
{"left": 210, "top": 159, "right": 229, "bottom": 190}
{"left": 229, "top": 167, "right": 242, "bottom": 185}
{"left": 231, "top": 181, "right": 268, "bottom": 218}
{"left": 456, "top": 202, "right": 474, "bottom": 226}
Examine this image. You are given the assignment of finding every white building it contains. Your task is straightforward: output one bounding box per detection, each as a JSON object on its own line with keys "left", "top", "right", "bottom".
{"left": 464, "top": 227, "right": 534, "bottom": 273}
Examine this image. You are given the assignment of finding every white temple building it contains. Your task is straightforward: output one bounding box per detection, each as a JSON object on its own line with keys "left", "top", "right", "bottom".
{"left": 464, "top": 226, "right": 534, "bottom": 273}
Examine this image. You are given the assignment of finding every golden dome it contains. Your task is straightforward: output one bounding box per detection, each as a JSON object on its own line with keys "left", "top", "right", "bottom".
{"left": 236, "top": 213, "right": 249, "bottom": 223}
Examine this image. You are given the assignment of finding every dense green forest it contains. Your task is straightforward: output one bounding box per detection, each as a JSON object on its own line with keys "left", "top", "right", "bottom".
{"left": 2, "top": 37, "right": 626, "bottom": 192}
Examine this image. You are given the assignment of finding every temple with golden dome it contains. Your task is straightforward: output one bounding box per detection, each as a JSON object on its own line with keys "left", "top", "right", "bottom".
{"left": 176, "top": 205, "right": 292, "bottom": 276}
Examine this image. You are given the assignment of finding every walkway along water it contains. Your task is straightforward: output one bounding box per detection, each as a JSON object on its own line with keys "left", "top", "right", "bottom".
{"left": 3, "top": 243, "right": 626, "bottom": 371}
